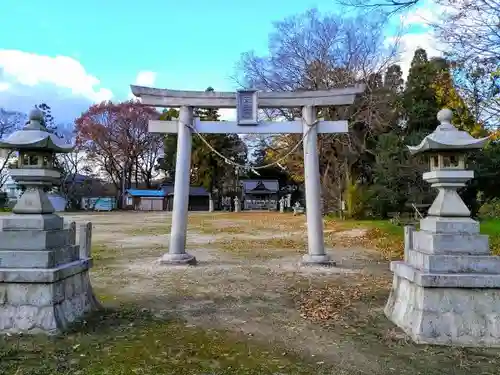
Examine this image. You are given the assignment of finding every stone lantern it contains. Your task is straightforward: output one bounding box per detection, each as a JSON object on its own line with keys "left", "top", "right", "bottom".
{"left": 409, "top": 108, "right": 489, "bottom": 218}
{"left": 0, "top": 108, "right": 99, "bottom": 335}
{"left": 384, "top": 108, "right": 500, "bottom": 347}
{"left": 0, "top": 109, "right": 73, "bottom": 214}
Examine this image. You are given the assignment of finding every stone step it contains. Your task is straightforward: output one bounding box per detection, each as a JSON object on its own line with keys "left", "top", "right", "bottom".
{"left": 391, "top": 260, "right": 500, "bottom": 288}
{"left": 0, "top": 214, "right": 64, "bottom": 231}
{"left": 0, "top": 228, "right": 71, "bottom": 250}
{"left": 0, "top": 258, "right": 92, "bottom": 283}
{"left": 407, "top": 248, "right": 500, "bottom": 274}
{"left": 0, "top": 245, "right": 80, "bottom": 269}
{"left": 413, "top": 231, "right": 489, "bottom": 255}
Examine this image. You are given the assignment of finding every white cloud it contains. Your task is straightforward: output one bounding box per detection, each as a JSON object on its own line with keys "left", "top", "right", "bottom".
{"left": 126, "top": 76, "right": 236, "bottom": 121}
{"left": 399, "top": 0, "right": 440, "bottom": 27}
{"left": 134, "top": 71, "right": 157, "bottom": 87}
{"left": 0, "top": 50, "right": 112, "bottom": 102}
{"left": 219, "top": 108, "right": 236, "bottom": 121}
{"left": 0, "top": 50, "right": 113, "bottom": 123}
{"left": 397, "top": 32, "right": 443, "bottom": 77}
{"left": 127, "top": 71, "right": 157, "bottom": 100}
{"left": 384, "top": 0, "right": 445, "bottom": 78}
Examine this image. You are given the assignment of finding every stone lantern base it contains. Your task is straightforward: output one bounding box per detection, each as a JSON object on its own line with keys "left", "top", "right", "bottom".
{"left": 0, "top": 214, "right": 99, "bottom": 334}
{"left": 385, "top": 216, "right": 500, "bottom": 346}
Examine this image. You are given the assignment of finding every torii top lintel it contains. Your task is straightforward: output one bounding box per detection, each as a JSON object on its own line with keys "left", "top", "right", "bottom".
{"left": 130, "top": 85, "right": 366, "bottom": 109}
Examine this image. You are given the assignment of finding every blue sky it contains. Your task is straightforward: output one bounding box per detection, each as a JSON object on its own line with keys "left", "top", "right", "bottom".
{"left": 0, "top": 0, "right": 439, "bottom": 123}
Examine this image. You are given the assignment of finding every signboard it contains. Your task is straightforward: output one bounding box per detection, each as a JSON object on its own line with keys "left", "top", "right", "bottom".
{"left": 236, "top": 89, "right": 258, "bottom": 126}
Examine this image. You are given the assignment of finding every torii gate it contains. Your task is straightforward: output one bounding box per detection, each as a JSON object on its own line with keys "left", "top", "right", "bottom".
{"left": 130, "top": 85, "right": 365, "bottom": 266}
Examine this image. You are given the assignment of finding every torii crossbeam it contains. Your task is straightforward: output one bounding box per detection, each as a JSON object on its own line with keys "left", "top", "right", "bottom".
{"left": 131, "top": 84, "right": 365, "bottom": 265}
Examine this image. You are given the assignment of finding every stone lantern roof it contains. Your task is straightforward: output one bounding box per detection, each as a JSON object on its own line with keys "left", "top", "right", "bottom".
{"left": 0, "top": 108, "right": 73, "bottom": 153}
{"left": 407, "top": 108, "right": 490, "bottom": 155}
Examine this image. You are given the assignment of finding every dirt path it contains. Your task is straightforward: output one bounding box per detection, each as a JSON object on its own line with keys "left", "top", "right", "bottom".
{"left": 58, "top": 211, "right": 500, "bottom": 375}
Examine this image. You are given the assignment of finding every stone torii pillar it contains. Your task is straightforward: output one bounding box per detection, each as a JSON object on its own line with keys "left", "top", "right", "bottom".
{"left": 131, "top": 85, "right": 365, "bottom": 265}
{"left": 165, "top": 105, "right": 196, "bottom": 265}
{"left": 301, "top": 105, "right": 328, "bottom": 264}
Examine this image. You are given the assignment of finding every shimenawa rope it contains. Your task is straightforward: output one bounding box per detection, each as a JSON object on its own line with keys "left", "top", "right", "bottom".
{"left": 184, "top": 119, "right": 320, "bottom": 175}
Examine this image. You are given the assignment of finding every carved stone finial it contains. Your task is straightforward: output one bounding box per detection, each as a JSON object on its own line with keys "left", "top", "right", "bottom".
{"left": 29, "top": 108, "right": 44, "bottom": 122}
{"left": 437, "top": 108, "right": 453, "bottom": 124}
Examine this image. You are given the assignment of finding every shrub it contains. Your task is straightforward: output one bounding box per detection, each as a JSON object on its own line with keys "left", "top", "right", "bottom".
{"left": 344, "top": 176, "right": 372, "bottom": 219}
{"left": 0, "top": 192, "right": 7, "bottom": 209}
{"left": 478, "top": 198, "right": 500, "bottom": 220}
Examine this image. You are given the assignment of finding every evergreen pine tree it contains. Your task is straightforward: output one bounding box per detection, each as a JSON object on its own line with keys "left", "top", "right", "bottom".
{"left": 194, "top": 87, "right": 220, "bottom": 121}
{"left": 191, "top": 87, "right": 246, "bottom": 196}
{"left": 384, "top": 64, "right": 404, "bottom": 92}
{"left": 402, "top": 48, "right": 440, "bottom": 134}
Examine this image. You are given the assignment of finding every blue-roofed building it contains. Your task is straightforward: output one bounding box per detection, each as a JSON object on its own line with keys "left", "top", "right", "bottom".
{"left": 125, "top": 185, "right": 210, "bottom": 211}
{"left": 124, "top": 189, "right": 167, "bottom": 211}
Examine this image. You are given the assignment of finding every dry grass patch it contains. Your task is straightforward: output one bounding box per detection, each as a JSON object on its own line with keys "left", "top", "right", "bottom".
{"left": 201, "top": 225, "right": 247, "bottom": 235}
{"left": 289, "top": 275, "right": 500, "bottom": 375}
{"left": 210, "top": 236, "right": 307, "bottom": 259}
{"left": 190, "top": 212, "right": 305, "bottom": 235}
{"left": 324, "top": 219, "right": 404, "bottom": 259}
{"left": 91, "top": 243, "right": 164, "bottom": 264}
{"left": 11, "top": 212, "right": 500, "bottom": 374}
{"left": 291, "top": 275, "right": 391, "bottom": 329}
{"left": 127, "top": 224, "right": 172, "bottom": 236}
{"left": 0, "top": 308, "right": 330, "bottom": 375}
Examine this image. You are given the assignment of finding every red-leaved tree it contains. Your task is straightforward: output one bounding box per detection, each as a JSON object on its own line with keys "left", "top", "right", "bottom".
{"left": 75, "top": 101, "right": 163, "bottom": 196}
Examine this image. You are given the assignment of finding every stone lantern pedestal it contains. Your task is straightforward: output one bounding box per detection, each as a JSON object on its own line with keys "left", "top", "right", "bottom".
{"left": 384, "top": 109, "right": 500, "bottom": 347}
{"left": 0, "top": 109, "right": 99, "bottom": 335}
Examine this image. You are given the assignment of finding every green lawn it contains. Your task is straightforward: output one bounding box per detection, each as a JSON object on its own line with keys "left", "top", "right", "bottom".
{"left": 347, "top": 218, "right": 500, "bottom": 237}
{"left": 327, "top": 218, "right": 500, "bottom": 258}
{"left": 479, "top": 219, "right": 500, "bottom": 235}
{"left": 479, "top": 220, "right": 500, "bottom": 254}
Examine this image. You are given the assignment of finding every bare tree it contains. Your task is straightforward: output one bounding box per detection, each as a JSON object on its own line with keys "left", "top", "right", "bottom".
{"left": 56, "top": 141, "right": 95, "bottom": 209}
{"left": 338, "top": 0, "right": 499, "bottom": 61}
{"left": 75, "top": 101, "right": 163, "bottom": 197}
{"left": 136, "top": 132, "right": 163, "bottom": 187}
{"left": 452, "top": 58, "right": 500, "bottom": 128}
{"left": 338, "top": 0, "right": 420, "bottom": 14}
{"left": 238, "top": 9, "right": 398, "bottom": 92}
{"left": 440, "top": 0, "right": 499, "bottom": 59}
{"left": 0, "top": 108, "right": 25, "bottom": 138}
{"left": 338, "top": 0, "right": 500, "bottom": 125}
{"left": 0, "top": 108, "right": 26, "bottom": 188}
{"left": 438, "top": 0, "right": 500, "bottom": 126}
{"left": 236, "top": 8, "right": 402, "bottom": 210}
